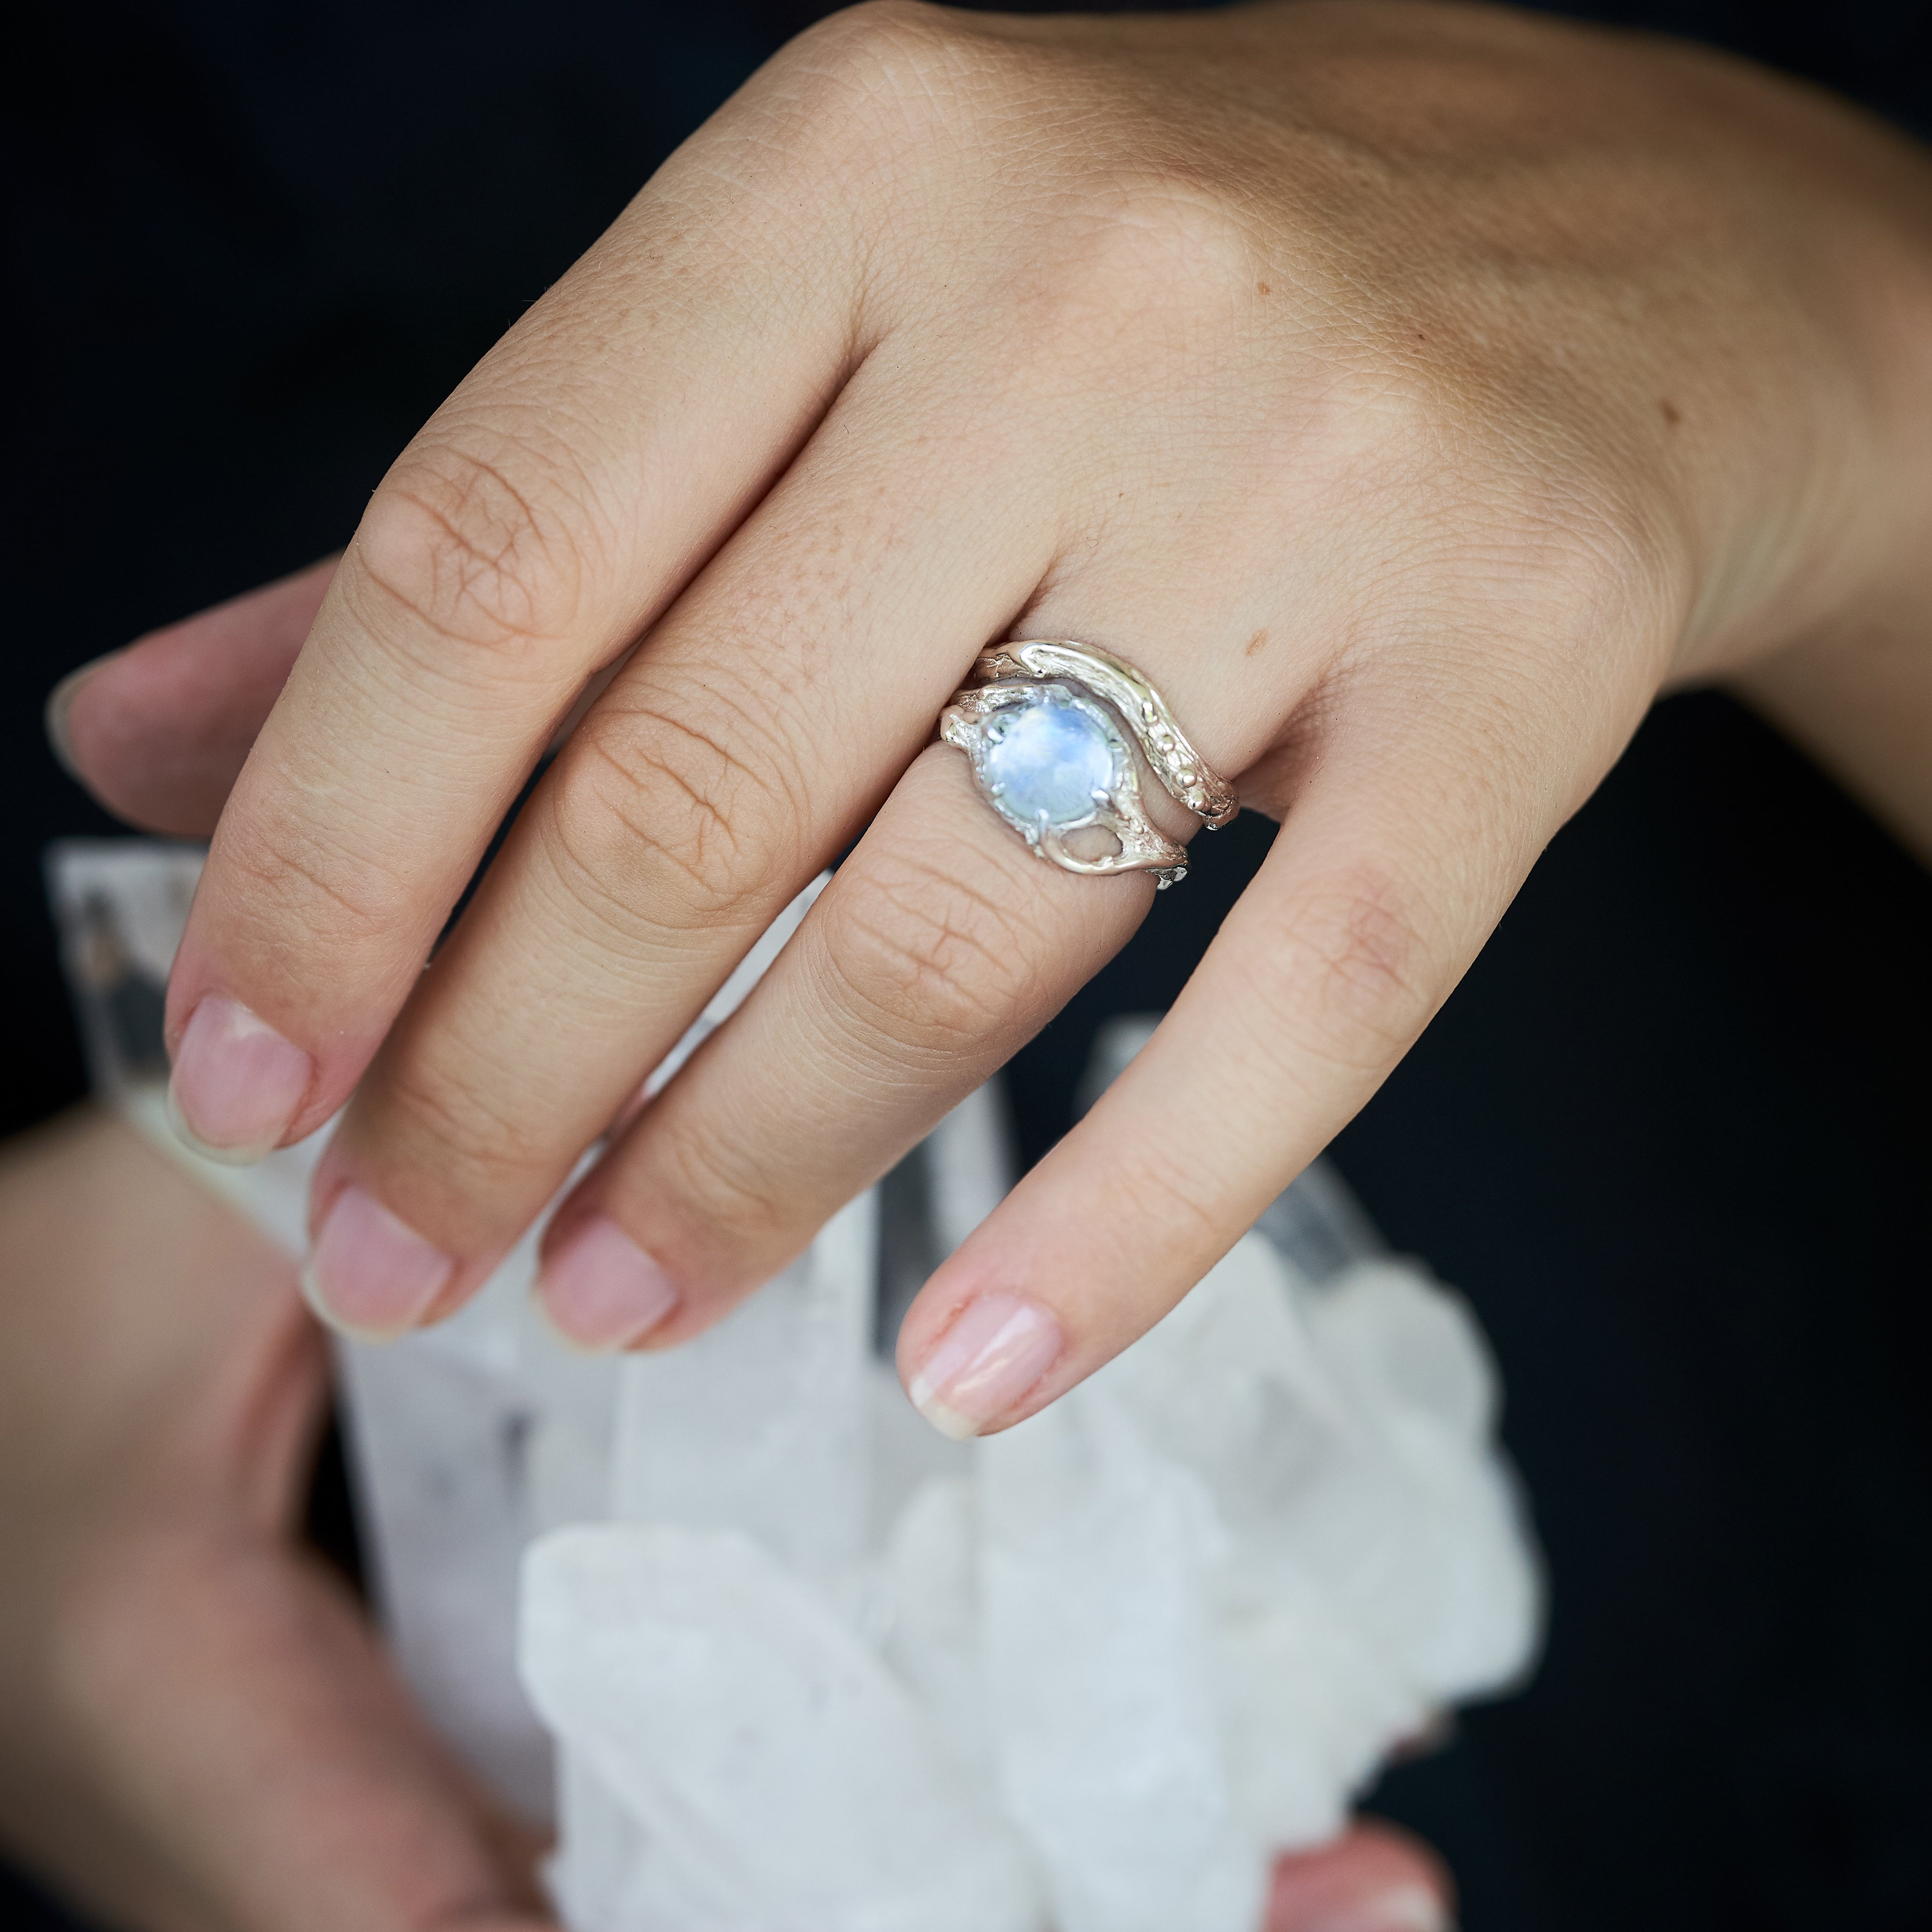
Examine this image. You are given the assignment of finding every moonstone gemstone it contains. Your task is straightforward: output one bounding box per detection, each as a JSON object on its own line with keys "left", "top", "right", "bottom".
{"left": 983, "top": 697, "right": 1117, "bottom": 827}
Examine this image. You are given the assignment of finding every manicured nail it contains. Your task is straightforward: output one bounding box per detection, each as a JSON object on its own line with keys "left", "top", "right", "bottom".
{"left": 538, "top": 1213, "right": 681, "bottom": 1351}
{"left": 301, "top": 1185, "right": 453, "bottom": 1338}
{"left": 166, "top": 994, "right": 312, "bottom": 1164}
{"left": 44, "top": 653, "right": 118, "bottom": 784}
{"left": 905, "top": 1292, "right": 1063, "bottom": 1440}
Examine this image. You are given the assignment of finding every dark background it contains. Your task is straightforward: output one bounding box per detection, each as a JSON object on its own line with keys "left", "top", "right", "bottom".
{"left": 4, "top": 2, "right": 1930, "bottom": 1928}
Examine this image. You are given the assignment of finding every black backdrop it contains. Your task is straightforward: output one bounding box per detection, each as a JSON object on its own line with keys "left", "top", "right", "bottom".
{"left": 4, "top": 4, "right": 1930, "bottom": 1927}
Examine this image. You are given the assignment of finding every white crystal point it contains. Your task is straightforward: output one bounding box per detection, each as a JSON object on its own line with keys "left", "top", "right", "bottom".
{"left": 980, "top": 1389, "right": 1266, "bottom": 1932}
{"left": 872, "top": 1473, "right": 994, "bottom": 1793}
{"left": 1299, "top": 1260, "right": 1543, "bottom": 1696}
{"left": 608, "top": 1192, "right": 875, "bottom": 1588}
{"left": 1084, "top": 1232, "right": 1542, "bottom": 1853}
{"left": 520, "top": 1524, "right": 1048, "bottom": 1932}
{"left": 982, "top": 694, "right": 1118, "bottom": 827}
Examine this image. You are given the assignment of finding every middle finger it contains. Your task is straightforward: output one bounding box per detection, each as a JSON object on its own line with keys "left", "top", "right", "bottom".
{"left": 302, "top": 374, "right": 1056, "bottom": 1336}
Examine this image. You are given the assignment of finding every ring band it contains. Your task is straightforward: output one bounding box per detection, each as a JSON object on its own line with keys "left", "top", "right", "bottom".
{"left": 940, "top": 640, "right": 1236, "bottom": 890}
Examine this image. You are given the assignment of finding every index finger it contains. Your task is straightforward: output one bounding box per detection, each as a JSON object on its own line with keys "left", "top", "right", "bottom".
{"left": 161, "top": 82, "right": 867, "bottom": 1161}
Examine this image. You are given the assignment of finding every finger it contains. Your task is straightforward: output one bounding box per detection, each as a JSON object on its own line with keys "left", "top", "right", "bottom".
{"left": 0, "top": 1121, "right": 551, "bottom": 1932}
{"left": 153, "top": 1550, "right": 554, "bottom": 1932}
{"left": 87, "top": 1498, "right": 558, "bottom": 1932}
{"left": 525, "top": 559, "right": 1336, "bottom": 1347}
{"left": 522, "top": 512, "right": 1323, "bottom": 1345}
{"left": 1266, "top": 1821, "right": 1456, "bottom": 1932}
{"left": 161, "top": 77, "right": 873, "bottom": 1164}
{"left": 297, "top": 378, "right": 1058, "bottom": 1337}
{"left": 530, "top": 737, "right": 1160, "bottom": 1347}
{"left": 48, "top": 557, "right": 337, "bottom": 837}
{"left": 891, "top": 694, "right": 1590, "bottom": 1439}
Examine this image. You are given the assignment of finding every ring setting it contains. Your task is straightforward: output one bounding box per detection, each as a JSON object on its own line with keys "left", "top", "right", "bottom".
{"left": 941, "top": 641, "right": 1235, "bottom": 889}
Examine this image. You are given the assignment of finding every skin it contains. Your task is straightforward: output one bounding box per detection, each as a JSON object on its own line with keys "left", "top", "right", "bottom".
{"left": 0, "top": 1113, "right": 553, "bottom": 1932}
{"left": 62, "top": 2, "right": 1932, "bottom": 1430}
{"left": 29, "top": 7, "right": 1930, "bottom": 1907}
{"left": 0, "top": 1115, "right": 1449, "bottom": 1929}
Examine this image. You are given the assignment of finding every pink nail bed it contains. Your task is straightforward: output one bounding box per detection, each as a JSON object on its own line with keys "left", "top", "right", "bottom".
{"left": 167, "top": 993, "right": 312, "bottom": 1164}
{"left": 301, "top": 1185, "right": 454, "bottom": 1339}
{"left": 538, "top": 1213, "right": 681, "bottom": 1352}
{"left": 905, "top": 1291, "right": 1063, "bottom": 1440}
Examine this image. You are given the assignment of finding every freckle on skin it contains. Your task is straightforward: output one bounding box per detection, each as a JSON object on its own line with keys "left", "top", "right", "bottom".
{"left": 1661, "top": 399, "right": 1682, "bottom": 426}
{"left": 1246, "top": 627, "right": 1268, "bottom": 657}
{"left": 1257, "top": 280, "right": 1271, "bottom": 294}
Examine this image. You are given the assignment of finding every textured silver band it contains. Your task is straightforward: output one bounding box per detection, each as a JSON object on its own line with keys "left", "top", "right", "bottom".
{"left": 971, "top": 642, "right": 1238, "bottom": 829}
{"left": 940, "top": 640, "right": 1236, "bottom": 891}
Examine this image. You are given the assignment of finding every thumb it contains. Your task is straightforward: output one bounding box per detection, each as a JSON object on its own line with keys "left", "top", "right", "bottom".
{"left": 1267, "top": 1819, "right": 1457, "bottom": 1932}
{"left": 47, "top": 555, "right": 337, "bottom": 837}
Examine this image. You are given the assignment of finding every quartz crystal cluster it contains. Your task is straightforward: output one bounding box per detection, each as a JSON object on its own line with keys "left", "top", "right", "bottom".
{"left": 519, "top": 1210, "right": 1540, "bottom": 1932}
{"left": 51, "top": 843, "right": 1544, "bottom": 1932}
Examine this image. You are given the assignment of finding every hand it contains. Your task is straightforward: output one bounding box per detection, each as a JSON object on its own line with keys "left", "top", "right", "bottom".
{"left": 0, "top": 1113, "right": 1453, "bottom": 1928}
{"left": 0, "top": 1112, "right": 551, "bottom": 1932}
{"left": 74, "top": 1, "right": 1932, "bottom": 1440}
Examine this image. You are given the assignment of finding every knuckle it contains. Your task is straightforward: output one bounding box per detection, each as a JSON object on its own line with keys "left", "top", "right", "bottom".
{"left": 373, "top": 1045, "right": 552, "bottom": 1188}
{"left": 787, "top": 1, "right": 970, "bottom": 98}
{"left": 1241, "top": 864, "right": 1437, "bottom": 1080}
{"left": 1009, "top": 178, "right": 1263, "bottom": 361}
{"left": 765, "top": 2, "right": 1041, "bottom": 189}
{"left": 1297, "top": 351, "right": 1683, "bottom": 681}
{"left": 1302, "top": 343, "right": 1475, "bottom": 496}
{"left": 1521, "top": 474, "right": 1686, "bottom": 650}
{"left": 357, "top": 426, "right": 597, "bottom": 666}
{"left": 216, "top": 807, "right": 401, "bottom": 959}
{"left": 762, "top": 2, "right": 967, "bottom": 155}
{"left": 798, "top": 0, "right": 954, "bottom": 58}
{"left": 1070, "top": 179, "right": 1261, "bottom": 308}
{"left": 815, "top": 852, "right": 1043, "bottom": 1056}
{"left": 655, "top": 1104, "right": 794, "bottom": 1245}
{"left": 542, "top": 698, "right": 800, "bottom": 932}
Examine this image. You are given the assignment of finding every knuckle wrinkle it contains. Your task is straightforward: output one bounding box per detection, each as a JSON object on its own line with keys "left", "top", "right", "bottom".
{"left": 545, "top": 704, "right": 788, "bottom": 930}
{"left": 821, "top": 859, "right": 1035, "bottom": 1052}
{"left": 360, "top": 436, "right": 590, "bottom": 663}
{"left": 1251, "top": 866, "right": 1435, "bottom": 1076}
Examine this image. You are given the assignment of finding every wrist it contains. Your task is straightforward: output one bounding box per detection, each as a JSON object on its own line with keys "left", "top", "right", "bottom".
{"left": 1724, "top": 136, "right": 1932, "bottom": 862}
{"left": 1728, "top": 595, "right": 1932, "bottom": 867}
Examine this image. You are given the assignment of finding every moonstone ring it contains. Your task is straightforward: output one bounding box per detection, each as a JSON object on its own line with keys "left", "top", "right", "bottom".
{"left": 940, "top": 641, "right": 1236, "bottom": 889}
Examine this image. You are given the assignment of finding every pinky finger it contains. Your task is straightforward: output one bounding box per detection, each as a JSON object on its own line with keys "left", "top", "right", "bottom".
{"left": 895, "top": 734, "right": 1548, "bottom": 1440}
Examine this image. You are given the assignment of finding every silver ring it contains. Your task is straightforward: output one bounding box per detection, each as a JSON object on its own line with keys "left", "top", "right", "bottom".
{"left": 940, "top": 640, "right": 1236, "bottom": 890}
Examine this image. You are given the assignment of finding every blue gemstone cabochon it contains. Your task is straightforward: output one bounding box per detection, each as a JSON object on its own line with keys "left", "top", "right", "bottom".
{"left": 980, "top": 689, "right": 1122, "bottom": 829}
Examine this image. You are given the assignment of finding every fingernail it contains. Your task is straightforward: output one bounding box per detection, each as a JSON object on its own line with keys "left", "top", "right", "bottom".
{"left": 301, "top": 1185, "right": 454, "bottom": 1338}
{"left": 905, "top": 1292, "right": 1063, "bottom": 1440}
{"left": 538, "top": 1213, "right": 681, "bottom": 1351}
{"left": 44, "top": 652, "right": 119, "bottom": 783}
{"left": 1305, "top": 1890, "right": 1452, "bottom": 1932}
{"left": 167, "top": 994, "right": 312, "bottom": 1164}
